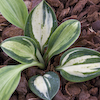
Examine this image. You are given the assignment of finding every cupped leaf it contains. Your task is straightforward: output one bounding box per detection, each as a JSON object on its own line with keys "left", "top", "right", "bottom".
{"left": 56, "top": 47, "right": 100, "bottom": 82}
{"left": 44, "top": 19, "right": 81, "bottom": 62}
{"left": 25, "top": 0, "right": 58, "bottom": 52}
{"left": 1, "top": 36, "right": 40, "bottom": 64}
{"left": 0, "top": 62, "right": 45, "bottom": 100}
{"left": 0, "top": 0, "right": 28, "bottom": 30}
{"left": 28, "top": 71, "right": 60, "bottom": 100}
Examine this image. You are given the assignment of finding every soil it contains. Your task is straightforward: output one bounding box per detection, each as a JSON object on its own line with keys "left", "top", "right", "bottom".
{"left": 0, "top": 0, "right": 100, "bottom": 100}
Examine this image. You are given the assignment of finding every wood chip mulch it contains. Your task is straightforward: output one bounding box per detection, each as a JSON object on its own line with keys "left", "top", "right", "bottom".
{"left": 0, "top": 0, "right": 100, "bottom": 100}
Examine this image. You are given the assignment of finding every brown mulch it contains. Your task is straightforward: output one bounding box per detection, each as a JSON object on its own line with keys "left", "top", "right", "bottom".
{"left": 0, "top": 0, "right": 100, "bottom": 100}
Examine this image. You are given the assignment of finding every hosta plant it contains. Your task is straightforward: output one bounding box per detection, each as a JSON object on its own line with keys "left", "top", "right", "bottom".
{"left": 0, "top": 0, "right": 100, "bottom": 100}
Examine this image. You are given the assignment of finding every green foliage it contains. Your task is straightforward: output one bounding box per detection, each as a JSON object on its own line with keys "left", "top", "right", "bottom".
{"left": 29, "top": 72, "right": 60, "bottom": 100}
{"left": 0, "top": 0, "right": 100, "bottom": 100}
{"left": 0, "top": 62, "right": 43, "bottom": 100}
{"left": 1, "top": 36, "right": 37, "bottom": 64}
{"left": 1, "top": 36, "right": 44, "bottom": 65}
{"left": 24, "top": 0, "right": 58, "bottom": 52}
{"left": 44, "top": 19, "right": 81, "bottom": 62}
{"left": 0, "top": 65, "right": 21, "bottom": 100}
{"left": 56, "top": 47, "right": 100, "bottom": 82}
{"left": 0, "top": 0, "right": 28, "bottom": 30}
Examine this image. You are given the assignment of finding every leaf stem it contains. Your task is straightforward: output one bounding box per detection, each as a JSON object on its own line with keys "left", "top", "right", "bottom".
{"left": 55, "top": 65, "right": 62, "bottom": 71}
{"left": 20, "top": 61, "right": 45, "bottom": 71}
{"left": 36, "top": 49, "right": 45, "bottom": 65}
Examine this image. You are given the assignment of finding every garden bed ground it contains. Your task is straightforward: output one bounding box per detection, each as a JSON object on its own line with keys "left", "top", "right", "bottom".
{"left": 0, "top": 0, "right": 100, "bottom": 100}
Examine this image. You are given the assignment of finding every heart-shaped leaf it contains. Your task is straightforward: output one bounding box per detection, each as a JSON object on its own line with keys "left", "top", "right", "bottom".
{"left": 0, "top": 0, "right": 28, "bottom": 30}
{"left": 25, "top": 0, "right": 58, "bottom": 52}
{"left": 56, "top": 47, "right": 100, "bottom": 82}
{"left": 1, "top": 36, "right": 40, "bottom": 64}
{"left": 44, "top": 19, "right": 81, "bottom": 62}
{"left": 28, "top": 71, "right": 60, "bottom": 100}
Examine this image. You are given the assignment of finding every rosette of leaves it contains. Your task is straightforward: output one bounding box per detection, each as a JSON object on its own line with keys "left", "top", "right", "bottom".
{"left": 0, "top": 0, "right": 100, "bottom": 100}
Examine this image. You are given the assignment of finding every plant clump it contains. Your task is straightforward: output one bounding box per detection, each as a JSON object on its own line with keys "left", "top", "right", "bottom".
{"left": 0, "top": 0, "right": 100, "bottom": 100}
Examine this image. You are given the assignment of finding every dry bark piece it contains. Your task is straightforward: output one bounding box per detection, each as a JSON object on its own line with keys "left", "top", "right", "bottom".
{"left": 69, "top": 0, "right": 78, "bottom": 6}
{"left": 56, "top": 7, "right": 64, "bottom": 20}
{"left": 65, "top": 82, "right": 75, "bottom": 96}
{"left": 71, "top": 0, "right": 88, "bottom": 15}
{"left": 0, "top": 27, "right": 3, "bottom": 31}
{"left": 92, "top": 20, "right": 100, "bottom": 32}
{"left": 53, "top": 90, "right": 69, "bottom": 100}
{"left": 90, "top": 0, "right": 100, "bottom": 4}
{"left": 93, "top": 36, "right": 100, "bottom": 44}
{"left": 87, "top": 11, "right": 99, "bottom": 22}
{"left": 58, "top": 8, "right": 70, "bottom": 21}
{"left": 27, "top": 98, "right": 41, "bottom": 100}
{"left": 59, "top": 0, "right": 66, "bottom": 4}
{"left": 95, "top": 79, "right": 100, "bottom": 87}
{"left": 79, "top": 90, "right": 90, "bottom": 100}
{"left": 16, "top": 76, "right": 28, "bottom": 95}
{"left": 81, "top": 20, "right": 90, "bottom": 28}
{"left": 76, "top": 39, "right": 97, "bottom": 48}
{"left": 66, "top": 0, "right": 78, "bottom": 8}
{"left": 66, "top": 84, "right": 81, "bottom": 96}
{"left": 2, "top": 25, "right": 24, "bottom": 40}
{"left": 89, "top": 87, "right": 98, "bottom": 95}
{"left": 78, "top": 10, "right": 88, "bottom": 20}
{"left": 65, "top": 82, "right": 81, "bottom": 96}
{"left": 0, "top": 52, "right": 9, "bottom": 61}
{"left": 0, "top": 55, "right": 3, "bottom": 65}
{"left": 46, "top": 0, "right": 63, "bottom": 8}
{"left": 53, "top": 54, "right": 61, "bottom": 66}
{"left": 26, "top": 93, "right": 41, "bottom": 100}
{"left": 0, "top": 16, "right": 7, "bottom": 23}
{"left": 3, "top": 58, "right": 19, "bottom": 65}
{"left": 95, "top": 47, "right": 100, "bottom": 52}
{"left": 26, "top": 93, "right": 37, "bottom": 99}
{"left": 0, "top": 36, "right": 2, "bottom": 43}
{"left": 98, "top": 87, "right": 100, "bottom": 100}
{"left": 0, "top": 22, "right": 9, "bottom": 32}
{"left": 82, "top": 29, "right": 87, "bottom": 36}
{"left": 9, "top": 95, "right": 17, "bottom": 100}
{"left": 65, "top": 0, "right": 70, "bottom": 8}
{"left": 76, "top": 39, "right": 87, "bottom": 46}
{"left": 18, "top": 95, "right": 26, "bottom": 100}
{"left": 62, "top": 15, "right": 77, "bottom": 22}
{"left": 89, "top": 96, "right": 98, "bottom": 100}
{"left": 26, "top": 67, "right": 44, "bottom": 79}
{"left": 87, "top": 5, "right": 100, "bottom": 15}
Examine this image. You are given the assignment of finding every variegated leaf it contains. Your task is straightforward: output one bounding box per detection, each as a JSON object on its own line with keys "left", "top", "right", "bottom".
{"left": 44, "top": 19, "right": 81, "bottom": 62}
{"left": 1, "top": 36, "right": 38, "bottom": 64}
{"left": 0, "top": 65, "right": 21, "bottom": 100}
{"left": 0, "top": 62, "right": 44, "bottom": 100}
{"left": 56, "top": 47, "right": 100, "bottom": 82}
{"left": 28, "top": 72, "right": 60, "bottom": 100}
{"left": 24, "top": 0, "right": 58, "bottom": 51}
{"left": 0, "top": 0, "right": 28, "bottom": 30}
